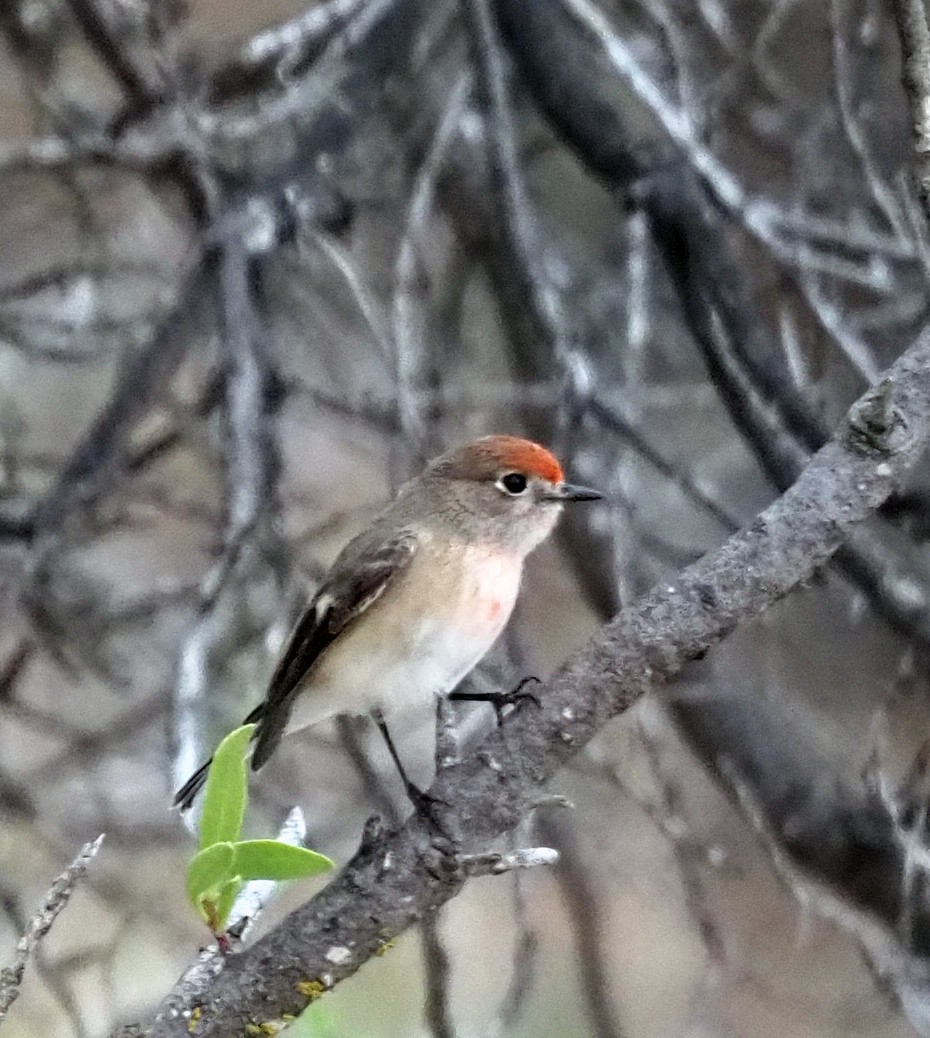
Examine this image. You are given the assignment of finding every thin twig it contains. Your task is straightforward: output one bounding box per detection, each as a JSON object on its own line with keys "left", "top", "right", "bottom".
{"left": 170, "top": 150, "right": 284, "bottom": 809}
{"left": 67, "top": 0, "right": 162, "bottom": 106}
{"left": 420, "top": 912, "right": 455, "bottom": 1038}
{"left": 496, "top": 0, "right": 930, "bottom": 653}
{"left": 234, "top": 0, "right": 371, "bottom": 75}
{"left": 537, "top": 814, "right": 626, "bottom": 1038}
{"left": 458, "top": 0, "right": 617, "bottom": 615}
{"left": 30, "top": 253, "right": 213, "bottom": 537}
{"left": 634, "top": 716, "right": 726, "bottom": 965}
{"left": 226, "top": 807, "right": 308, "bottom": 939}
{"left": 892, "top": 0, "right": 930, "bottom": 214}
{"left": 485, "top": 871, "right": 540, "bottom": 1036}
{"left": 460, "top": 847, "right": 559, "bottom": 876}
{"left": 0, "top": 835, "right": 105, "bottom": 1022}
{"left": 392, "top": 73, "right": 471, "bottom": 462}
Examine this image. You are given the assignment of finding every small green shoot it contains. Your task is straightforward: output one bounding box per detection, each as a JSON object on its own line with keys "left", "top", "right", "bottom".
{"left": 199, "top": 724, "right": 255, "bottom": 850}
{"left": 185, "top": 725, "right": 333, "bottom": 938}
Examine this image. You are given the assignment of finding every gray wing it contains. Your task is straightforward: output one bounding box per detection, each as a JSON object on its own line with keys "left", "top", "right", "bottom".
{"left": 251, "top": 529, "right": 419, "bottom": 769}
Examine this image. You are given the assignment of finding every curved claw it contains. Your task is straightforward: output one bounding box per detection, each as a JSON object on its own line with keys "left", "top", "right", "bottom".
{"left": 508, "top": 676, "right": 542, "bottom": 710}
{"left": 406, "top": 783, "right": 455, "bottom": 841}
{"left": 449, "top": 676, "right": 543, "bottom": 725}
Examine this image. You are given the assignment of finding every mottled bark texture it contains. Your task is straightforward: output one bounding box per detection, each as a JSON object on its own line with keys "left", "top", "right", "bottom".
{"left": 121, "top": 337, "right": 930, "bottom": 1037}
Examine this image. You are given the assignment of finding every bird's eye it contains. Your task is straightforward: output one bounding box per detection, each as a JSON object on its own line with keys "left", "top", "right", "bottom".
{"left": 498, "top": 472, "right": 528, "bottom": 495}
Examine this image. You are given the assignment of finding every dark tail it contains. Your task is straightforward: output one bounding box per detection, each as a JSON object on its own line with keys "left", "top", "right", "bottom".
{"left": 173, "top": 758, "right": 212, "bottom": 811}
{"left": 173, "top": 704, "right": 265, "bottom": 811}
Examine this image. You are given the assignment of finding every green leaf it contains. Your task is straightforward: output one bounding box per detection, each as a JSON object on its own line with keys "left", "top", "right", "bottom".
{"left": 232, "top": 840, "right": 333, "bottom": 881}
{"left": 199, "top": 724, "right": 256, "bottom": 851}
{"left": 213, "top": 875, "right": 244, "bottom": 932}
{"left": 186, "top": 842, "right": 235, "bottom": 908}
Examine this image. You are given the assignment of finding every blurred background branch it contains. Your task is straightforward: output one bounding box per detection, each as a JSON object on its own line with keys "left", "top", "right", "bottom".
{"left": 3, "top": 1, "right": 930, "bottom": 1037}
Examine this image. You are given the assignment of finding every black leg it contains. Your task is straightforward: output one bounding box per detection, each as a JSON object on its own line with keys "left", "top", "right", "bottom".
{"left": 374, "top": 708, "right": 417, "bottom": 798}
{"left": 373, "top": 709, "right": 451, "bottom": 826}
{"left": 449, "top": 676, "right": 542, "bottom": 724}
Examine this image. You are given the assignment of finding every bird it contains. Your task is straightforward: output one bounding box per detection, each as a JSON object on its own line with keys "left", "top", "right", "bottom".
{"left": 174, "top": 435, "right": 602, "bottom": 810}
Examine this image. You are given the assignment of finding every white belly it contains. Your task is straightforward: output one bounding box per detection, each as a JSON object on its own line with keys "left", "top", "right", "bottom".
{"left": 284, "top": 540, "right": 523, "bottom": 734}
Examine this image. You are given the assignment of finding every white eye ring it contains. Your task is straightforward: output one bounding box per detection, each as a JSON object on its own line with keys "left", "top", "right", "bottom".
{"left": 496, "top": 472, "right": 528, "bottom": 495}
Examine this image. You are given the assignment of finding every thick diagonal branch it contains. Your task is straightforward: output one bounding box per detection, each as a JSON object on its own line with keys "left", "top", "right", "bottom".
{"left": 121, "top": 333, "right": 930, "bottom": 1037}
{"left": 892, "top": 0, "right": 930, "bottom": 212}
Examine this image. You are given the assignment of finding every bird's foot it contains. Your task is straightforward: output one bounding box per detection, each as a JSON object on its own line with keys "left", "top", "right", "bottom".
{"left": 404, "top": 781, "right": 456, "bottom": 843}
{"left": 450, "top": 676, "right": 542, "bottom": 725}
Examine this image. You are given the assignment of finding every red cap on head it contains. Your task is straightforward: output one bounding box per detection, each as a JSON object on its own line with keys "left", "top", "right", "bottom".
{"left": 433, "top": 435, "right": 564, "bottom": 484}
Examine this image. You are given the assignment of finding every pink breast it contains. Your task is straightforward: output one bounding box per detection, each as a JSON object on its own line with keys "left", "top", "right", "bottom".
{"left": 455, "top": 545, "right": 522, "bottom": 635}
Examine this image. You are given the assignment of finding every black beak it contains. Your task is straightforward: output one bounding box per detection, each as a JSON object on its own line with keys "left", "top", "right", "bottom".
{"left": 546, "top": 482, "right": 603, "bottom": 502}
